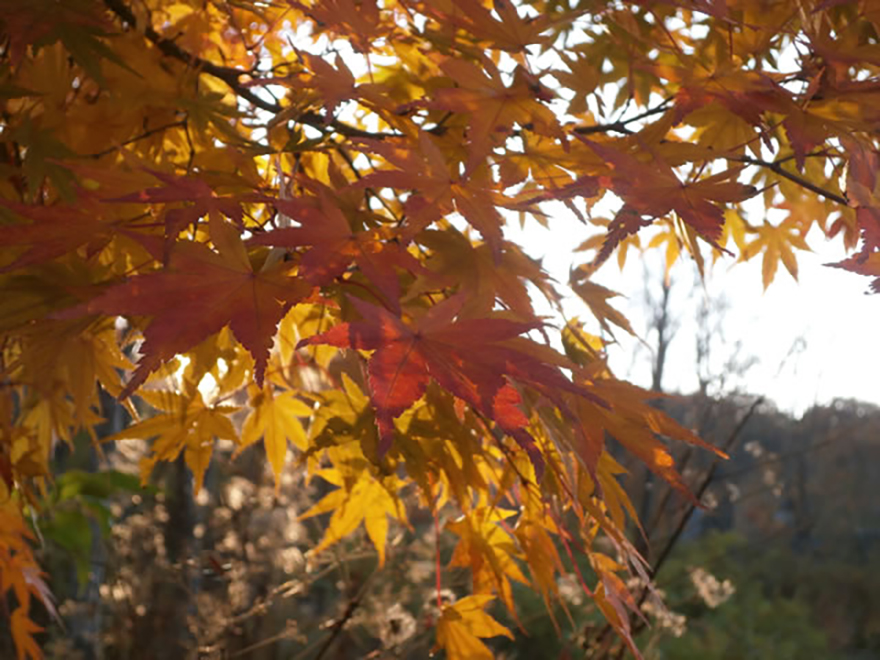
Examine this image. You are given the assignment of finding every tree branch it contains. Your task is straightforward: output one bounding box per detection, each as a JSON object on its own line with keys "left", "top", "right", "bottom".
{"left": 87, "top": 119, "right": 186, "bottom": 158}
{"left": 574, "top": 100, "right": 672, "bottom": 136}
{"left": 312, "top": 571, "right": 375, "bottom": 660}
{"left": 591, "top": 396, "right": 763, "bottom": 658}
{"left": 103, "top": 0, "right": 282, "bottom": 113}
{"left": 735, "top": 155, "right": 849, "bottom": 206}
{"left": 648, "top": 396, "right": 763, "bottom": 579}
{"left": 102, "top": 2, "right": 677, "bottom": 148}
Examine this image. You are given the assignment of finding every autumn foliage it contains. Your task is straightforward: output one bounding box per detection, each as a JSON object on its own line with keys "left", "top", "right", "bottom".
{"left": 0, "top": 0, "right": 878, "bottom": 657}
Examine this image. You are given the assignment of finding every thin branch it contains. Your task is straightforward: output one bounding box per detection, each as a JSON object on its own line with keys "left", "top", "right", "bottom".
{"left": 648, "top": 396, "right": 764, "bottom": 578}
{"left": 736, "top": 155, "right": 848, "bottom": 206}
{"left": 87, "top": 119, "right": 186, "bottom": 158}
{"left": 312, "top": 571, "right": 375, "bottom": 660}
{"left": 575, "top": 98, "right": 673, "bottom": 136}
{"left": 103, "top": 2, "right": 676, "bottom": 148}
{"left": 592, "top": 397, "right": 763, "bottom": 657}
{"left": 102, "top": 0, "right": 281, "bottom": 112}
{"left": 332, "top": 143, "right": 403, "bottom": 223}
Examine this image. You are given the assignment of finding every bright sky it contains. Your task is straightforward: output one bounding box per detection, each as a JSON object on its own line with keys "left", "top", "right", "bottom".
{"left": 506, "top": 212, "right": 880, "bottom": 417}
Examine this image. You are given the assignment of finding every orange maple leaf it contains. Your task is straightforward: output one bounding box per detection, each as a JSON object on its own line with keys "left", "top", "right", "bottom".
{"left": 421, "top": 0, "right": 567, "bottom": 53}
{"left": 10, "top": 607, "right": 42, "bottom": 660}
{"left": 435, "top": 594, "right": 513, "bottom": 660}
{"left": 429, "top": 58, "right": 562, "bottom": 172}
{"left": 578, "top": 136, "right": 756, "bottom": 264}
{"left": 60, "top": 218, "right": 311, "bottom": 396}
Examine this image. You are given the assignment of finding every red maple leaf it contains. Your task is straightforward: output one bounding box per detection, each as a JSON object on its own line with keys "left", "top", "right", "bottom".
{"left": 248, "top": 188, "right": 422, "bottom": 311}
{"left": 578, "top": 136, "right": 755, "bottom": 264}
{"left": 108, "top": 170, "right": 245, "bottom": 256}
{"left": 0, "top": 195, "right": 116, "bottom": 272}
{"left": 58, "top": 218, "right": 311, "bottom": 397}
{"left": 298, "top": 294, "right": 600, "bottom": 477}
{"left": 841, "top": 137, "right": 880, "bottom": 255}
{"left": 352, "top": 133, "right": 514, "bottom": 257}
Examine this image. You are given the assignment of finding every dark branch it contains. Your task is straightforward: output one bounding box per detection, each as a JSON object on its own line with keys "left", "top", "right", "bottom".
{"left": 648, "top": 396, "right": 764, "bottom": 578}
{"left": 102, "top": 2, "right": 678, "bottom": 148}
{"left": 312, "top": 573, "right": 374, "bottom": 660}
{"left": 736, "top": 155, "right": 849, "bottom": 206}
{"left": 87, "top": 120, "right": 186, "bottom": 158}
{"left": 592, "top": 396, "right": 764, "bottom": 658}
{"left": 103, "top": 0, "right": 282, "bottom": 113}
{"left": 574, "top": 100, "right": 672, "bottom": 136}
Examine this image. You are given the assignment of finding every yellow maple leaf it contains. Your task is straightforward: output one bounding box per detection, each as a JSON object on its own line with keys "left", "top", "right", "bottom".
{"left": 447, "top": 507, "right": 528, "bottom": 613}
{"left": 299, "top": 469, "right": 406, "bottom": 566}
{"left": 569, "top": 274, "right": 636, "bottom": 338}
{"left": 435, "top": 595, "right": 513, "bottom": 660}
{"left": 739, "top": 218, "right": 810, "bottom": 289}
{"left": 239, "top": 384, "right": 311, "bottom": 491}
{"left": 106, "top": 390, "right": 238, "bottom": 493}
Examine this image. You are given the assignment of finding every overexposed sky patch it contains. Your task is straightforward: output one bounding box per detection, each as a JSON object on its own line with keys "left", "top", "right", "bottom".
{"left": 506, "top": 213, "right": 880, "bottom": 417}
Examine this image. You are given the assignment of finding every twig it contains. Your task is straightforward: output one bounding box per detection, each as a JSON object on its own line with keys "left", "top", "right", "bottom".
{"left": 575, "top": 98, "right": 673, "bottom": 136}
{"left": 87, "top": 119, "right": 186, "bottom": 158}
{"left": 102, "top": 0, "right": 280, "bottom": 112}
{"left": 592, "top": 396, "right": 763, "bottom": 657}
{"left": 647, "top": 396, "right": 764, "bottom": 579}
{"left": 735, "top": 155, "right": 848, "bottom": 206}
{"left": 102, "top": 2, "right": 680, "bottom": 148}
{"left": 312, "top": 570, "right": 376, "bottom": 660}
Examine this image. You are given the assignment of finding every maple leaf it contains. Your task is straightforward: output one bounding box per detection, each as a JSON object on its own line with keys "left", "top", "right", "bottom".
{"left": 108, "top": 169, "right": 246, "bottom": 253}
{"left": 260, "top": 51, "right": 390, "bottom": 120}
{"left": 60, "top": 218, "right": 312, "bottom": 396}
{"left": 292, "top": 52, "right": 359, "bottom": 119}
{"left": 4, "top": 1, "right": 878, "bottom": 657}
{"left": 830, "top": 251, "right": 880, "bottom": 293}
{"left": 248, "top": 188, "right": 420, "bottom": 310}
{"left": 10, "top": 607, "right": 43, "bottom": 660}
{"left": 421, "top": 0, "right": 570, "bottom": 53}
{"left": 667, "top": 65, "right": 782, "bottom": 132}
{"left": 298, "top": 294, "right": 590, "bottom": 477}
{"left": 578, "top": 136, "right": 757, "bottom": 264}
{"left": 514, "top": 511, "right": 565, "bottom": 601}
{"left": 592, "top": 557, "right": 644, "bottom": 660}
{"left": 351, "top": 133, "right": 511, "bottom": 256}
{"left": 299, "top": 468, "right": 406, "bottom": 566}
{"left": 841, "top": 137, "right": 880, "bottom": 257}
{"left": 739, "top": 217, "right": 811, "bottom": 289}
{"left": 407, "top": 229, "right": 556, "bottom": 320}
{"left": 570, "top": 378, "right": 726, "bottom": 501}
{"left": 0, "top": 195, "right": 117, "bottom": 272}
{"left": 289, "top": 0, "right": 387, "bottom": 53}
{"left": 0, "top": 0, "right": 134, "bottom": 83}
{"left": 105, "top": 388, "right": 238, "bottom": 493}
{"left": 0, "top": 548, "right": 41, "bottom": 613}
{"left": 238, "top": 384, "right": 311, "bottom": 490}
{"left": 448, "top": 507, "right": 528, "bottom": 612}
{"left": 428, "top": 58, "right": 562, "bottom": 172}
{"left": 435, "top": 595, "right": 513, "bottom": 660}
{"left": 569, "top": 273, "right": 636, "bottom": 338}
